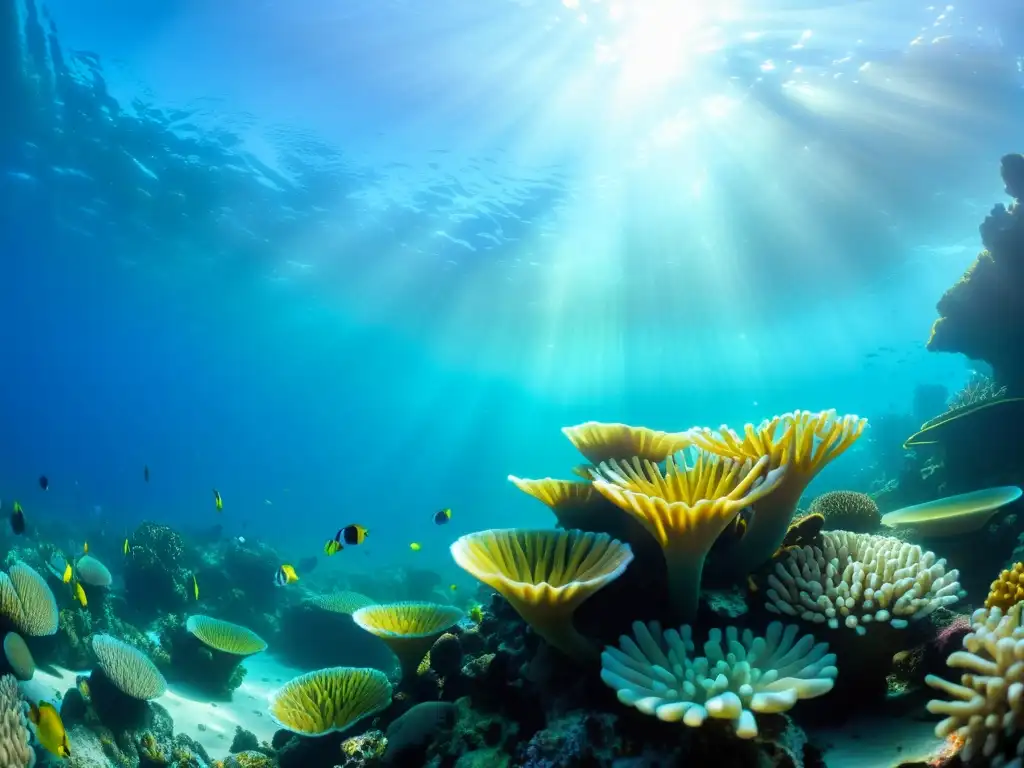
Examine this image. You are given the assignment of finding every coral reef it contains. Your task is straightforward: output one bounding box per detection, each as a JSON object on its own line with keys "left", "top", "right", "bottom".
{"left": 123, "top": 523, "right": 193, "bottom": 620}
{"left": 807, "top": 491, "right": 881, "bottom": 533}
{"left": 0, "top": 675, "right": 33, "bottom": 767}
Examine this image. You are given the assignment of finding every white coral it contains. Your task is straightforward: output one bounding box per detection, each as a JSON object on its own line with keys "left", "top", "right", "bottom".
{"left": 926, "top": 604, "right": 1024, "bottom": 766}
{"left": 765, "top": 531, "right": 960, "bottom": 635}
{"left": 0, "top": 674, "right": 34, "bottom": 767}
{"left": 600, "top": 620, "right": 837, "bottom": 739}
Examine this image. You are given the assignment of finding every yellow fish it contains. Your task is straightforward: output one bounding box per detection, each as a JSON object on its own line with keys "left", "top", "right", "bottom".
{"left": 449, "top": 584, "right": 457, "bottom": 592}
{"left": 409, "top": 542, "right": 421, "bottom": 552}
{"left": 82, "top": 541, "right": 88, "bottom": 554}
{"left": 323, "top": 539, "right": 343, "bottom": 556}
{"left": 27, "top": 701, "right": 70, "bottom": 758}
{"left": 468, "top": 604, "right": 484, "bottom": 624}
{"left": 74, "top": 582, "right": 87, "bottom": 608}
{"left": 61, "top": 563, "right": 72, "bottom": 584}
{"left": 213, "top": 489, "right": 223, "bottom": 512}
{"left": 193, "top": 574, "right": 199, "bottom": 600}
{"left": 274, "top": 564, "right": 298, "bottom": 587}
{"left": 123, "top": 538, "right": 130, "bottom": 556}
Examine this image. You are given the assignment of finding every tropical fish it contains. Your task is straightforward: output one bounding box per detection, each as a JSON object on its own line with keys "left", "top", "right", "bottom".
{"left": 467, "top": 604, "right": 484, "bottom": 624}
{"left": 123, "top": 538, "right": 130, "bottom": 556}
{"left": 76, "top": 677, "right": 91, "bottom": 702}
{"left": 274, "top": 564, "right": 299, "bottom": 587}
{"left": 449, "top": 584, "right": 457, "bottom": 592}
{"left": 9, "top": 502, "right": 25, "bottom": 535}
{"left": 323, "top": 539, "right": 343, "bottom": 556}
{"left": 144, "top": 465, "right": 149, "bottom": 483}
{"left": 433, "top": 508, "right": 452, "bottom": 525}
{"left": 62, "top": 563, "right": 72, "bottom": 584}
{"left": 193, "top": 574, "right": 199, "bottom": 600}
{"left": 339, "top": 524, "right": 368, "bottom": 546}
{"left": 82, "top": 541, "right": 88, "bottom": 554}
{"left": 27, "top": 701, "right": 70, "bottom": 758}
{"left": 409, "top": 542, "right": 422, "bottom": 552}
{"left": 38, "top": 476, "right": 49, "bottom": 491}
{"left": 213, "top": 489, "right": 223, "bottom": 512}
{"left": 74, "top": 582, "right": 87, "bottom": 607}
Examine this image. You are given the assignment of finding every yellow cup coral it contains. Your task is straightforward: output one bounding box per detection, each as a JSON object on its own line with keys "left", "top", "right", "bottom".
{"left": 986, "top": 562, "right": 1024, "bottom": 611}
{"left": 591, "top": 450, "right": 783, "bottom": 620}
{"left": 561, "top": 422, "right": 692, "bottom": 465}
{"left": 351, "top": 602, "right": 463, "bottom": 680}
{"left": 269, "top": 666, "right": 391, "bottom": 736}
{"left": 450, "top": 528, "right": 633, "bottom": 660}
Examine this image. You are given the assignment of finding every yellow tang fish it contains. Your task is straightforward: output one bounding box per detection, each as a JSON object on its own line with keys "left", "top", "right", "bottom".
{"left": 193, "top": 574, "right": 199, "bottom": 600}
{"left": 213, "top": 489, "right": 223, "bottom": 512}
{"left": 274, "top": 564, "right": 299, "bottom": 587}
{"left": 123, "top": 538, "right": 130, "bottom": 556}
{"left": 74, "top": 582, "right": 87, "bottom": 608}
{"left": 62, "top": 563, "right": 72, "bottom": 584}
{"left": 27, "top": 701, "right": 70, "bottom": 758}
{"left": 409, "top": 542, "right": 421, "bottom": 552}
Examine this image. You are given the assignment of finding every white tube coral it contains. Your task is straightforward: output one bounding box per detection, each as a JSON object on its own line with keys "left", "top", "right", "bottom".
{"left": 601, "top": 620, "right": 837, "bottom": 739}
{"left": 926, "top": 604, "right": 1024, "bottom": 765}
{"left": 765, "top": 531, "right": 961, "bottom": 635}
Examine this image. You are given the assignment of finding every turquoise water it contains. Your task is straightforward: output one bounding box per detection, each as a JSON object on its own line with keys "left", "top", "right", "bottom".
{"left": 1, "top": 0, "right": 1019, "bottom": 570}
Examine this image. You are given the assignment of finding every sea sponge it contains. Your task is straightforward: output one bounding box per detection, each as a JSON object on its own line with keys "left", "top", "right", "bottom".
{"left": 808, "top": 491, "right": 880, "bottom": 533}
{"left": 0, "top": 674, "right": 32, "bottom": 767}
{"left": 987, "top": 563, "right": 1024, "bottom": 611}
{"left": 880, "top": 486, "right": 1022, "bottom": 536}
{"left": 0, "top": 562, "right": 59, "bottom": 636}
{"left": 591, "top": 450, "right": 782, "bottom": 620}
{"left": 351, "top": 602, "right": 463, "bottom": 679}
{"left": 689, "top": 410, "right": 867, "bottom": 573}
{"left": 925, "top": 603, "right": 1024, "bottom": 763}
{"left": 561, "top": 422, "right": 692, "bottom": 465}
{"left": 450, "top": 528, "right": 633, "bottom": 660}
{"left": 2, "top": 633, "right": 34, "bottom": 681}
{"left": 92, "top": 634, "right": 166, "bottom": 700}
{"left": 765, "top": 531, "right": 961, "bottom": 635}
{"left": 601, "top": 620, "right": 837, "bottom": 739}
{"left": 268, "top": 666, "right": 391, "bottom": 736}
{"left": 76, "top": 556, "right": 113, "bottom": 588}
{"left": 186, "top": 615, "right": 267, "bottom": 657}
{"left": 306, "top": 591, "right": 376, "bottom": 615}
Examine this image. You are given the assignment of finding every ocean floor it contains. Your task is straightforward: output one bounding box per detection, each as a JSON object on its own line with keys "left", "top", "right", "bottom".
{"left": 809, "top": 713, "right": 945, "bottom": 768}
{"left": 23, "top": 652, "right": 305, "bottom": 760}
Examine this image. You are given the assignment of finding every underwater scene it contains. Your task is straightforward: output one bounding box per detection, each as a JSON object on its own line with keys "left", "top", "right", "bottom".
{"left": 4, "top": 0, "right": 1024, "bottom": 766}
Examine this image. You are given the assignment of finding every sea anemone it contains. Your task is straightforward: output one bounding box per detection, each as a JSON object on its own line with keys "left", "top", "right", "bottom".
{"left": 450, "top": 528, "right": 632, "bottom": 660}
{"left": 269, "top": 666, "right": 391, "bottom": 736}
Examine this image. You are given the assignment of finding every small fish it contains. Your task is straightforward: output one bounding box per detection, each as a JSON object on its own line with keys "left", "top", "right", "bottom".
{"left": 74, "top": 582, "right": 87, "bottom": 607}
{"left": 467, "top": 604, "right": 484, "bottom": 624}
{"left": 27, "top": 701, "right": 70, "bottom": 758}
{"left": 76, "top": 677, "right": 91, "bottom": 702}
{"left": 274, "top": 564, "right": 299, "bottom": 587}
{"left": 339, "top": 524, "right": 368, "bottom": 546}
{"left": 38, "top": 475, "right": 49, "bottom": 491}
{"left": 433, "top": 508, "right": 452, "bottom": 525}
{"left": 62, "top": 563, "right": 72, "bottom": 584}
{"left": 193, "top": 574, "right": 199, "bottom": 600}
{"left": 409, "top": 542, "right": 421, "bottom": 552}
{"left": 323, "top": 539, "right": 343, "bottom": 556}
{"left": 449, "top": 584, "right": 457, "bottom": 592}
{"left": 82, "top": 541, "right": 88, "bottom": 554}
{"left": 237, "top": 536, "right": 246, "bottom": 544}
{"left": 264, "top": 499, "right": 272, "bottom": 505}
{"left": 123, "top": 538, "right": 130, "bottom": 556}
{"left": 10, "top": 502, "right": 25, "bottom": 535}
{"left": 213, "top": 489, "right": 223, "bottom": 512}
{"left": 144, "top": 465, "right": 150, "bottom": 483}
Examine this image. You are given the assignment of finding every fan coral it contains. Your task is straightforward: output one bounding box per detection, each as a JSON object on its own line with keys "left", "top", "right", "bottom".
{"left": 268, "top": 666, "right": 392, "bottom": 736}
{"left": 926, "top": 604, "right": 1024, "bottom": 763}
{"left": 0, "top": 675, "right": 32, "bottom": 767}
{"left": 186, "top": 615, "right": 267, "bottom": 657}
{"left": 765, "top": 531, "right": 961, "bottom": 635}
{"left": 76, "top": 556, "right": 113, "bottom": 588}
{"left": 352, "top": 602, "right": 463, "bottom": 679}
{"left": 450, "top": 528, "right": 632, "bottom": 660}
{"left": 2, "top": 633, "right": 34, "bottom": 681}
{"left": 808, "top": 491, "right": 880, "bottom": 533}
{"left": 988, "top": 563, "right": 1024, "bottom": 611}
{"left": 561, "top": 422, "right": 692, "bottom": 465}
{"left": 591, "top": 450, "right": 782, "bottom": 620}
{"left": 601, "top": 620, "right": 836, "bottom": 739}
{"left": 92, "top": 634, "right": 167, "bottom": 700}
{"left": 0, "top": 562, "right": 58, "bottom": 636}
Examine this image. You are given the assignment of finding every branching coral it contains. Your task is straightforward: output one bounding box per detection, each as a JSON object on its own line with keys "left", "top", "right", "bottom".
{"left": 690, "top": 410, "right": 867, "bottom": 574}
{"left": 450, "top": 528, "right": 632, "bottom": 660}
{"left": 601, "top": 620, "right": 836, "bottom": 739}
{"left": 765, "top": 531, "right": 961, "bottom": 635}
{"left": 591, "top": 449, "right": 782, "bottom": 620}
{"left": 925, "top": 604, "right": 1024, "bottom": 764}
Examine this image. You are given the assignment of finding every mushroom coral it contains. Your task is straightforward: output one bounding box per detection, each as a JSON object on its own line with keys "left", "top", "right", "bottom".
{"left": 351, "top": 602, "right": 463, "bottom": 680}
{"left": 601, "top": 620, "right": 836, "bottom": 739}
{"left": 590, "top": 450, "right": 783, "bottom": 621}
{"left": 186, "top": 615, "right": 267, "bottom": 657}
{"left": 450, "top": 528, "right": 633, "bottom": 660}
{"left": 926, "top": 154, "right": 1024, "bottom": 393}
{"left": 0, "top": 563, "right": 58, "bottom": 637}
{"left": 269, "top": 666, "right": 392, "bottom": 736}
{"left": 880, "top": 486, "right": 1022, "bottom": 536}
{"left": 561, "top": 422, "right": 692, "bottom": 465}
{"left": 689, "top": 410, "right": 867, "bottom": 575}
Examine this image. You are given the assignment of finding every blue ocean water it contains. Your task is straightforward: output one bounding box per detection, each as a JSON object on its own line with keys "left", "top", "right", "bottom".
{"left": 1, "top": 0, "right": 1022, "bottom": 578}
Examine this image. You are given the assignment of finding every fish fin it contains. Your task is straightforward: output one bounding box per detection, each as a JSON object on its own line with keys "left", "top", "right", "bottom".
{"left": 26, "top": 701, "right": 39, "bottom": 725}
